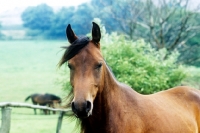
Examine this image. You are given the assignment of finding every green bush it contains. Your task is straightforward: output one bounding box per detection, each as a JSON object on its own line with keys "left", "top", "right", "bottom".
{"left": 101, "top": 33, "right": 186, "bottom": 94}
{"left": 61, "top": 19, "right": 187, "bottom": 94}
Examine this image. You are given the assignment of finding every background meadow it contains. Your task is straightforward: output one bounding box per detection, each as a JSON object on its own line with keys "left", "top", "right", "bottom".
{"left": 1, "top": 28, "right": 200, "bottom": 133}
{"left": 0, "top": 40, "right": 66, "bottom": 101}
{"left": 0, "top": 40, "right": 78, "bottom": 133}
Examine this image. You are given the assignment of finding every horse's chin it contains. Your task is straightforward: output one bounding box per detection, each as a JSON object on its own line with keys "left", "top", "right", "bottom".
{"left": 74, "top": 111, "right": 92, "bottom": 119}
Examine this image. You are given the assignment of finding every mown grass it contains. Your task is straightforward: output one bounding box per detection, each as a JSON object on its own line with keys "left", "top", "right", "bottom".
{"left": 10, "top": 108, "right": 77, "bottom": 133}
{"left": 1, "top": 40, "right": 200, "bottom": 133}
{"left": 0, "top": 40, "right": 77, "bottom": 133}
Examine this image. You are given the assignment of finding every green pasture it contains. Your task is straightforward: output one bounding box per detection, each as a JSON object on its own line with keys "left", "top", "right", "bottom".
{"left": 0, "top": 40, "right": 77, "bottom": 133}
{"left": 1, "top": 40, "right": 200, "bottom": 133}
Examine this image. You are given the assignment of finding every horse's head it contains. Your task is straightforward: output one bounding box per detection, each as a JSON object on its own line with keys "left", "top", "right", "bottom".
{"left": 60, "top": 22, "right": 104, "bottom": 118}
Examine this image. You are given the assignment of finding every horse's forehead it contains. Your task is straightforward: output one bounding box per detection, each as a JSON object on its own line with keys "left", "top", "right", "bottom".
{"left": 72, "top": 43, "right": 101, "bottom": 63}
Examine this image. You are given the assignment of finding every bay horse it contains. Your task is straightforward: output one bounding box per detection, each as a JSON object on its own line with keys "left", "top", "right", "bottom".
{"left": 59, "top": 22, "right": 200, "bottom": 133}
{"left": 25, "top": 93, "right": 61, "bottom": 114}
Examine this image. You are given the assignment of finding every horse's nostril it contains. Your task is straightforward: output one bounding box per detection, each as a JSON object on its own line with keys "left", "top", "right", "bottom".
{"left": 71, "top": 101, "right": 92, "bottom": 117}
{"left": 86, "top": 101, "right": 91, "bottom": 113}
{"left": 71, "top": 102, "right": 76, "bottom": 113}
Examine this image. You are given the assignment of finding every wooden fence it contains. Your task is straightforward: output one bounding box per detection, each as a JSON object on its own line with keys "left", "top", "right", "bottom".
{"left": 0, "top": 102, "right": 72, "bottom": 133}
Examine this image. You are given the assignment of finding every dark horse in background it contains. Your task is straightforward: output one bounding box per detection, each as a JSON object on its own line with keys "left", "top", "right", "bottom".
{"left": 25, "top": 93, "right": 61, "bottom": 114}
{"left": 58, "top": 22, "right": 200, "bottom": 133}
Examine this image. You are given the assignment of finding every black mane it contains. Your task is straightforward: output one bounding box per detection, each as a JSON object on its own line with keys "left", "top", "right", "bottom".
{"left": 59, "top": 36, "right": 90, "bottom": 66}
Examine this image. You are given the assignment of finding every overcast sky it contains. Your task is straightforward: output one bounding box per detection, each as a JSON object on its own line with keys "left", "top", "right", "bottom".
{"left": 0, "top": 0, "right": 199, "bottom": 25}
{"left": 0, "top": 0, "right": 90, "bottom": 12}
{"left": 1, "top": 0, "right": 199, "bottom": 13}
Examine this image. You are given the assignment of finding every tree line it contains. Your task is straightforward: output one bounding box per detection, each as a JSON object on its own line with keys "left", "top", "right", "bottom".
{"left": 17, "top": 0, "right": 200, "bottom": 67}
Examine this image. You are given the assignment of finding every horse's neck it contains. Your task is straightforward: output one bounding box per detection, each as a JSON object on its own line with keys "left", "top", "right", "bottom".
{"left": 93, "top": 65, "right": 120, "bottom": 114}
{"left": 102, "top": 64, "right": 139, "bottom": 103}
{"left": 84, "top": 65, "right": 140, "bottom": 132}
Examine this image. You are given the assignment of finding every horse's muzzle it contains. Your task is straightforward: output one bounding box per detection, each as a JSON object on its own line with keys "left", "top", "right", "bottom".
{"left": 71, "top": 100, "right": 92, "bottom": 118}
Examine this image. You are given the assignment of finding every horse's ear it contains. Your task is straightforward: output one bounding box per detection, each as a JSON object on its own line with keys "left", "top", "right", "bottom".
{"left": 92, "top": 22, "right": 101, "bottom": 44}
{"left": 66, "top": 24, "right": 78, "bottom": 43}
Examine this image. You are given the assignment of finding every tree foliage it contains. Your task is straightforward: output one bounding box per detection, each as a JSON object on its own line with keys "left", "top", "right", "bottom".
{"left": 21, "top": 0, "right": 200, "bottom": 66}
{"left": 21, "top": 4, "right": 54, "bottom": 30}
{"left": 46, "top": 7, "right": 76, "bottom": 39}
{"left": 21, "top": 3, "right": 95, "bottom": 39}
{"left": 91, "top": 0, "right": 200, "bottom": 66}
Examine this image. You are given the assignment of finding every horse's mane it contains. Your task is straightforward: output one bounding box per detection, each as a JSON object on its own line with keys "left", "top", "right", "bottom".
{"left": 59, "top": 36, "right": 90, "bottom": 67}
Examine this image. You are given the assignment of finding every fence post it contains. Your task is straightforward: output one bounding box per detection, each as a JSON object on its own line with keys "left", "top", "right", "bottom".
{"left": 56, "top": 111, "right": 65, "bottom": 133}
{"left": 0, "top": 107, "right": 12, "bottom": 133}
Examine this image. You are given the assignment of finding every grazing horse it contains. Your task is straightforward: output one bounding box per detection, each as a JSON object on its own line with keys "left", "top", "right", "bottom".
{"left": 59, "top": 22, "right": 200, "bottom": 133}
{"left": 25, "top": 93, "right": 61, "bottom": 114}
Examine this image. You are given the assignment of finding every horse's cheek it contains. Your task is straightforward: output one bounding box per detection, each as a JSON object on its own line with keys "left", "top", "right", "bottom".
{"left": 91, "top": 86, "right": 98, "bottom": 99}
{"left": 94, "top": 67, "right": 102, "bottom": 83}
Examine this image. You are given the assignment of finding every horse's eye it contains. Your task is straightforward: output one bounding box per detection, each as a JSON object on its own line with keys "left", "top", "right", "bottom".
{"left": 68, "top": 64, "right": 72, "bottom": 69}
{"left": 96, "top": 63, "right": 102, "bottom": 69}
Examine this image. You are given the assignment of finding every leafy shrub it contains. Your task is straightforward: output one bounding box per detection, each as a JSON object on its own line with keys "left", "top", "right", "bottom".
{"left": 101, "top": 33, "right": 186, "bottom": 94}
{"left": 61, "top": 19, "right": 186, "bottom": 94}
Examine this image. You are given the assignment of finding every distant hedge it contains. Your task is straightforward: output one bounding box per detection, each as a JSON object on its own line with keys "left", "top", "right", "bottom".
{"left": 102, "top": 33, "right": 186, "bottom": 94}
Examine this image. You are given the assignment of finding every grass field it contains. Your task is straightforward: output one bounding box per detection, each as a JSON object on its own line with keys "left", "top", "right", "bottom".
{"left": 0, "top": 40, "right": 78, "bottom": 133}
{"left": 1, "top": 40, "right": 200, "bottom": 133}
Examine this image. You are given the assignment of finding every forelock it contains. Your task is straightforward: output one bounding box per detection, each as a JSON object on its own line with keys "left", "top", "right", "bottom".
{"left": 59, "top": 36, "right": 90, "bottom": 66}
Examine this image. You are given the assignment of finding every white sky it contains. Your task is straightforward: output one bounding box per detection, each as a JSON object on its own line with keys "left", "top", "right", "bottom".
{"left": 0, "top": 0, "right": 199, "bottom": 13}
{"left": 0, "top": 0, "right": 199, "bottom": 25}
{"left": 0, "top": 0, "right": 90, "bottom": 12}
